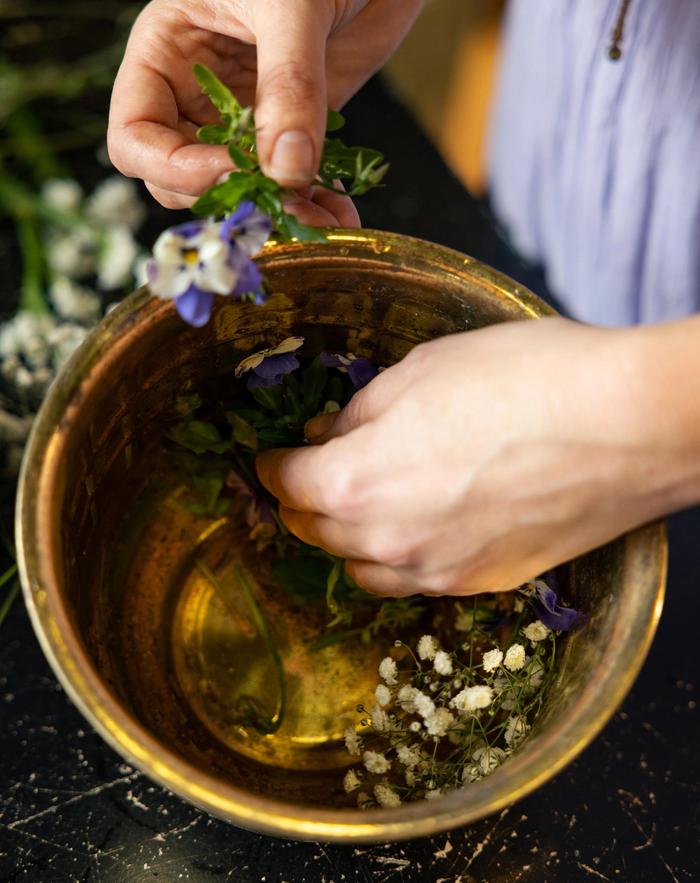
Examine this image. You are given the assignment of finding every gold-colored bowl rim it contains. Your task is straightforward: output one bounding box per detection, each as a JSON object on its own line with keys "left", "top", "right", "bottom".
{"left": 16, "top": 230, "right": 667, "bottom": 842}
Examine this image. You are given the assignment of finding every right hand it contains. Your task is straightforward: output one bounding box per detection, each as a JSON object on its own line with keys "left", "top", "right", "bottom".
{"left": 107, "top": 0, "right": 423, "bottom": 215}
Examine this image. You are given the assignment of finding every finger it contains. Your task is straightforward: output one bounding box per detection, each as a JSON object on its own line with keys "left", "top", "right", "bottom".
{"left": 256, "top": 445, "right": 337, "bottom": 514}
{"left": 311, "top": 184, "right": 361, "bottom": 228}
{"left": 344, "top": 560, "right": 412, "bottom": 597}
{"left": 282, "top": 195, "right": 347, "bottom": 228}
{"left": 144, "top": 181, "right": 197, "bottom": 210}
{"left": 303, "top": 375, "right": 390, "bottom": 444}
{"left": 252, "top": 0, "right": 331, "bottom": 186}
{"left": 109, "top": 59, "right": 233, "bottom": 193}
{"left": 279, "top": 506, "right": 368, "bottom": 560}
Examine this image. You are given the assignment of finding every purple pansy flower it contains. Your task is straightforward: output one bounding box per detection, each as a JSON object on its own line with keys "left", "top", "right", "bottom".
{"left": 320, "top": 352, "right": 378, "bottom": 389}
{"left": 235, "top": 336, "right": 304, "bottom": 390}
{"left": 147, "top": 205, "right": 271, "bottom": 327}
{"left": 528, "top": 577, "right": 586, "bottom": 631}
{"left": 221, "top": 201, "right": 272, "bottom": 257}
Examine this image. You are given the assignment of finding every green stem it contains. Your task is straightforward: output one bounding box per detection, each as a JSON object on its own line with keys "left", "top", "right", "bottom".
{"left": 16, "top": 214, "right": 48, "bottom": 313}
{"left": 195, "top": 560, "right": 287, "bottom": 734}
{"left": 0, "top": 563, "right": 19, "bottom": 631}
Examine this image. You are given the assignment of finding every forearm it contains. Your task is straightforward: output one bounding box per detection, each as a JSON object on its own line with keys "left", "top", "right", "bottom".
{"left": 620, "top": 312, "right": 700, "bottom": 516}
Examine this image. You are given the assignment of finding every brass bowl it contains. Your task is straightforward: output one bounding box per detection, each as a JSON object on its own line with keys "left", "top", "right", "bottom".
{"left": 16, "top": 230, "right": 666, "bottom": 842}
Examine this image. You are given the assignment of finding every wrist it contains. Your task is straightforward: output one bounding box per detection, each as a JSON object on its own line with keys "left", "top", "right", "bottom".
{"left": 618, "top": 315, "right": 700, "bottom": 515}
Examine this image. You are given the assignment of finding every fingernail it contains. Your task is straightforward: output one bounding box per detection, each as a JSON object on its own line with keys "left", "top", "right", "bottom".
{"left": 269, "top": 130, "right": 314, "bottom": 183}
{"left": 305, "top": 412, "right": 337, "bottom": 441}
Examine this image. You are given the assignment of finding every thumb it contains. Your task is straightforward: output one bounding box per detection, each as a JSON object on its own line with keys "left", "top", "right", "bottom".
{"left": 252, "top": 1, "right": 331, "bottom": 187}
{"left": 304, "top": 373, "right": 390, "bottom": 444}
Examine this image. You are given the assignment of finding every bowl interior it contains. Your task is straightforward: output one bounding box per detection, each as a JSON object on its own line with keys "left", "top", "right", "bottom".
{"left": 19, "top": 232, "right": 666, "bottom": 838}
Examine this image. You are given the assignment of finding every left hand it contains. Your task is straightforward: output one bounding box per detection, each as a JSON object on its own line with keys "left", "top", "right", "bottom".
{"left": 256, "top": 317, "right": 694, "bottom": 596}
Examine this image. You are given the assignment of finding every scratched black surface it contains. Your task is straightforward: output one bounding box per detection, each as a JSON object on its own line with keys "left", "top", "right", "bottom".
{"left": 1, "top": 76, "right": 698, "bottom": 883}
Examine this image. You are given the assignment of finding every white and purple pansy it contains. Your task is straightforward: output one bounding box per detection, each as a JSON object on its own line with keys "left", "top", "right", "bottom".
{"left": 320, "top": 352, "right": 377, "bottom": 389}
{"left": 147, "top": 204, "right": 271, "bottom": 327}
{"left": 235, "top": 336, "right": 304, "bottom": 390}
{"left": 528, "top": 576, "right": 585, "bottom": 631}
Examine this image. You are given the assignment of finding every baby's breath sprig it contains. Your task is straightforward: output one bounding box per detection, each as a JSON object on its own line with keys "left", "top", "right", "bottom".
{"left": 341, "top": 594, "right": 567, "bottom": 808}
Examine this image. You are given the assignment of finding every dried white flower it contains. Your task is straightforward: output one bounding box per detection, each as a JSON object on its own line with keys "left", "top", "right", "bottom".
{"left": 424, "top": 708, "right": 455, "bottom": 737}
{"left": 450, "top": 685, "right": 493, "bottom": 713}
{"left": 344, "top": 726, "right": 361, "bottom": 756}
{"left": 425, "top": 788, "right": 442, "bottom": 801}
{"left": 504, "top": 644, "right": 526, "bottom": 671}
{"left": 41, "top": 178, "right": 83, "bottom": 213}
{"left": 370, "top": 704, "right": 390, "bottom": 732}
{"left": 523, "top": 621, "right": 550, "bottom": 643}
{"left": 455, "top": 609, "right": 474, "bottom": 632}
{"left": 504, "top": 715, "right": 529, "bottom": 747}
{"left": 417, "top": 635, "right": 438, "bottom": 661}
{"left": 97, "top": 225, "right": 140, "bottom": 291}
{"left": 378, "top": 656, "right": 398, "bottom": 686}
{"left": 413, "top": 691, "right": 436, "bottom": 720}
{"left": 527, "top": 656, "right": 545, "bottom": 690}
{"left": 409, "top": 721, "right": 422, "bottom": 733}
{"left": 46, "top": 227, "right": 97, "bottom": 279}
{"left": 49, "top": 277, "right": 101, "bottom": 324}
{"left": 433, "top": 650, "right": 453, "bottom": 676}
{"left": 396, "top": 744, "right": 422, "bottom": 768}
{"left": 375, "top": 684, "right": 392, "bottom": 707}
{"left": 374, "top": 783, "right": 401, "bottom": 808}
{"left": 363, "top": 750, "right": 390, "bottom": 775}
{"left": 86, "top": 176, "right": 145, "bottom": 231}
{"left": 405, "top": 769, "right": 416, "bottom": 787}
{"left": 482, "top": 648, "right": 503, "bottom": 673}
{"left": 397, "top": 685, "right": 418, "bottom": 712}
{"left": 472, "top": 746, "right": 506, "bottom": 775}
{"left": 343, "top": 769, "right": 361, "bottom": 792}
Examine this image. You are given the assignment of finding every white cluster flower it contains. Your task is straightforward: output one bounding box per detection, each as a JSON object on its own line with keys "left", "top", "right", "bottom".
{"left": 450, "top": 685, "right": 493, "bottom": 713}
{"left": 413, "top": 691, "right": 436, "bottom": 720}
{"left": 374, "top": 783, "right": 401, "bottom": 808}
{"left": 363, "top": 750, "right": 390, "bottom": 775}
{"left": 97, "top": 224, "right": 140, "bottom": 291}
{"left": 375, "top": 684, "right": 392, "bottom": 707}
{"left": 433, "top": 650, "right": 453, "bottom": 676}
{"left": 86, "top": 176, "right": 146, "bottom": 231}
{"left": 424, "top": 788, "right": 443, "bottom": 801}
{"left": 343, "top": 769, "right": 361, "bottom": 793}
{"left": 41, "top": 178, "right": 83, "bottom": 213}
{"left": 504, "top": 715, "right": 529, "bottom": 747}
{"left": 370, "top": 704, "right": 390, "bottom": 732}
{"left": 379, "top": 656, "right": 397, "bottom": 686}
{"left": 523, "top": 621, "right": 550, "bottom": 643}
{"left": 46, "top": 227, "right": 97, "bottom": 279}
{"left": 344, "top": 726, "right": 361, "bottom": 757}
{"left": 527, "top": 656, "right": 546, "bottom": 690}
{"left": 482, "top": 648, "right": 503, "bottom": 673}
{"left": 397, "top": 685, "right": 418, "bottom": 712}
{"left": 504, "top": 643, "right": 527, "bottom": 671}
{"left": 424, "top": 707, "right": 455, "bottom": 737}
{"left": 396, "top": 744, "right": 422, "bottom": 768}
{"left": 417, "top": 635, "right": 439, "bottom": 661}
{"left": 49, "top": 277, "right": 101, "bottom": 324}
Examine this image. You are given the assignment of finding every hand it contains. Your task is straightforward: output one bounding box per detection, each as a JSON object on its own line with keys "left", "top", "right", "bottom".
{"left": 256, "top": 317, "right": 700, "bottom": 596}
{"left": 107, "top": 0, "right": 423, "bottom": 219}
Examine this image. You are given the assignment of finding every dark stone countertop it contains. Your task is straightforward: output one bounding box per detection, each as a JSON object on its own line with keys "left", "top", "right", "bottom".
{"left": 1, "top": 77, "right": 698, "bottom": 883}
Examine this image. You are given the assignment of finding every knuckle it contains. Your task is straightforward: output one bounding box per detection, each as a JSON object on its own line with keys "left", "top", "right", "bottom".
{"left": 259, "top": 63, "right": 318, "bottom": 111}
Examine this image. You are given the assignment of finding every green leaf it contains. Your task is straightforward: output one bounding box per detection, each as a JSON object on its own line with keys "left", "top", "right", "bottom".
{"left": 168, "top": 420, "right": 231, "bottom": 455}
{"left": 228, "top": 143, "right": 257, "bottom": 170}
{"left": 192, "top": 473, "right": 226, "bottom": 511}
{"left": 272, "top": 556, "right": 332, "bottom": 604}
{"left": 326, "top": 109, "right": 345, "bottom": 132}
{"left": 302, "top": 356, "right": 327, "bottom": 415}
{"left": 227, "top": 412, "right": 258, "bottom": 452}
{"left": 197, "top": 123, "right": 233, "bottom": 145}
{"left": 193, "top": 63, "right": 242, "bottom": 121}
{"left": 275, "top": 211, "right": 327, "bottom": 243}
{"left": 251, "top": 385, "right": 283, "bottom": 411}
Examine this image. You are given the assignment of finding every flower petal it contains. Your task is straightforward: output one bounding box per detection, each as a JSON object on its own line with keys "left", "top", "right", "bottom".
{"left": 175, "top": 286, "right": 214, "bottom": 327}
{"left": 347, "top": 357, "right": 377, "bottom": 390}
{"left": 253, "top": 352, "right": 300, "bottom": 381}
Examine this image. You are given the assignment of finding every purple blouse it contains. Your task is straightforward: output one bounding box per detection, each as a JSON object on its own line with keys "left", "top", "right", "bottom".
{"left": 488, "top": 0, "right": 700, "bottom": 326}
